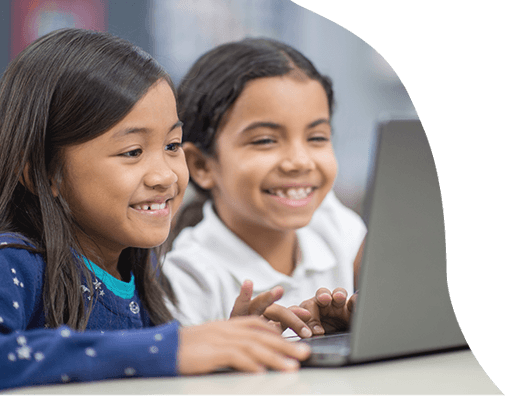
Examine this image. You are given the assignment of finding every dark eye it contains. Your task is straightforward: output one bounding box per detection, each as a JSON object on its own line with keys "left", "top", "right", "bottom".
{"left": 251, "top": 138, "right": 276, "bottom": 146}
{"left": 166, "top": 142, "right": 181, "bottom": 152}
{"left": 122, "top": 149, "right": 142, "bottom": 157}
{"left": 309, "top": 135, "right": 330, "bottom": 143}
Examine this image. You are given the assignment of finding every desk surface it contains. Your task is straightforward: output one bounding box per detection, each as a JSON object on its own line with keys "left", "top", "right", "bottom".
{"left": 6, "top": 350, "right": 499, "bottom": 395}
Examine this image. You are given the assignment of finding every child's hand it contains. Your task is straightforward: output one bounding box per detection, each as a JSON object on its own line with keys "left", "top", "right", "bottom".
{"left": 229, "top": 280, "right": 313, "bottom": 338}
{"left": 297, "top": 287, "right": 357, "bottom": 335}
{"left": 177, "top": 316, "right": 311, "bottom": 374}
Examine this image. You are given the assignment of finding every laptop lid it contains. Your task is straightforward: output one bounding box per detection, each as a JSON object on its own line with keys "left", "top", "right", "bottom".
{"left": 350, "top": 117, "right": 467, "bottom": 362}
{"left": 302, "top": 118, "right": 467, "bottom": 366}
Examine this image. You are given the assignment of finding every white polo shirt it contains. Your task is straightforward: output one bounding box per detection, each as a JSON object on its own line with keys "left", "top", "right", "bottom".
{"left": 163, "top": 192, "right": 367, "bottom": 326}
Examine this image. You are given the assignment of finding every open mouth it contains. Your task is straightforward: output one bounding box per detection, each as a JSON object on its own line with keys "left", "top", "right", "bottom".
{"left": 265, "top": 187, "right": 314, "bottom": 200}
{"left": 131, "top": 202, "right": 168, "bottom": 211}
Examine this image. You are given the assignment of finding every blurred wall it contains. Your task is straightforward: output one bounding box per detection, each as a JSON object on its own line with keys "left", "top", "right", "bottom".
{"left": 0, "top": 2, "right": 10, "bottom": 74}
{"left": 2, "top": 0, "right": 152, "bottom": 63}
{"left": 1, "top": 0, "right": 416, "bottom": 216}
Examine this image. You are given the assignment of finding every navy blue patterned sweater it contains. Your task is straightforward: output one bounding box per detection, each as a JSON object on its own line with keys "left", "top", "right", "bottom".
{"left": 0, "top": 233, "right": 180, "bottom": 390}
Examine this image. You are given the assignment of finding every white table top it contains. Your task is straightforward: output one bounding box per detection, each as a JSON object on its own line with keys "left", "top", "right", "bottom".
{"left": 6, "top": 349, "right": 500, "bottom": 395}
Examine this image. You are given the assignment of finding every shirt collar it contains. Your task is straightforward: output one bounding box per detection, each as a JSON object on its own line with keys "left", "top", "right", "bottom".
{"left": 188, "top": 201, "right": 336, "bottom": 292}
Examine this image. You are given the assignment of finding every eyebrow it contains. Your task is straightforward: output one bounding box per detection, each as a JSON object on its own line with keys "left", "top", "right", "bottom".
{"left": 113, "top": 120, "right": 183, "bottom": 139}
{"left": 241, "top": 118, "right": 330, "bottom": 134}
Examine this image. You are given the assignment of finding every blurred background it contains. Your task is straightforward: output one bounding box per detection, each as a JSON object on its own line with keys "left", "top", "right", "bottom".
{"left": 0, "top": 0, "right": 416, "bottom": 217}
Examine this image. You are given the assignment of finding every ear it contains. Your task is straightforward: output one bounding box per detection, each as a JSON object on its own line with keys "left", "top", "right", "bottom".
{"left": 49, "top": 175, "right": 59, "bottom": 198}
{"left": 19, "top": 163, "right": 35, "bottom": 194}
{"left": 183, "top": 142, "right": 215, "bottom": 190}
{"left": 21, "top": 163, "right": 60, "bottom": 197}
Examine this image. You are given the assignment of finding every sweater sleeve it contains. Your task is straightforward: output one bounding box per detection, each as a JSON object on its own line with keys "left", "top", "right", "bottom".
{"left": 0, "top": 323, "right": 179, "bottom": 390}
{"left": 0, "top": 240, "right": 180, "bottom": 391}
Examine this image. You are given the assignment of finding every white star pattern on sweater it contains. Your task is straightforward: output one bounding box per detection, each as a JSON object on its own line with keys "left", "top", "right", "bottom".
{"left": 16, "top": 345, "right": 32, "bottom": 360}
{"left": 85, "top": 348, "right": 96, "bottom": 357}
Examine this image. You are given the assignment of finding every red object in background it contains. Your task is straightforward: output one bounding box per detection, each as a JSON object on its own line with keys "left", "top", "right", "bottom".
{"left": 10, "top": 0, "right": 107, "bottom": 60}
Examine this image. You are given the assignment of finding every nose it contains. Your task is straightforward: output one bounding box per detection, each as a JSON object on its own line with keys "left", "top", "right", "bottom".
{"left": 279, "top": 142, "right": 315, "bottom": 174}
{"left": 144, "top": 153, "right": 178, "bottom": 190}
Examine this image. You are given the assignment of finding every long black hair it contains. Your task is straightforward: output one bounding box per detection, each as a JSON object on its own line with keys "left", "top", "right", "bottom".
{"left": 0, "top": 28, "right": 175, "bottom": 329}
{"left": 168, "top": 38, "right": 334, "bottom": 242}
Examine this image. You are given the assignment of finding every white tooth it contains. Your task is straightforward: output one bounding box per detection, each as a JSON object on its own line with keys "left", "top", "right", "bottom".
{"left": 151, "top": 204, "right": 160, "bottom": 210}
{"left": 160, "top": 203, "right": 166, "bottom": 210}
{"left": 272, "top": 188, "right": 311, "bottom": 199}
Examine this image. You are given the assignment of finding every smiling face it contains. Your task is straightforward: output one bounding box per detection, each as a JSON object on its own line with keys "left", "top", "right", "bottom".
{"left": 202, "top": 75, "right": 337, "bottom": 237}
{"left": 58, "top": 79, "right": 188, "bottom": 265}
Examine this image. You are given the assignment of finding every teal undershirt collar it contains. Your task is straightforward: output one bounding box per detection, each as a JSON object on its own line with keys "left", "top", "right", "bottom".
{"left": 82, "top": 257, "right": 135, "bottom": 299}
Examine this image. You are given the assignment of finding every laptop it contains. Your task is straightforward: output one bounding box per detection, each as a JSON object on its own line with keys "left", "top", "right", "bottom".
{"left": 300, "top": 118, "right": 468, "bottom": 366}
